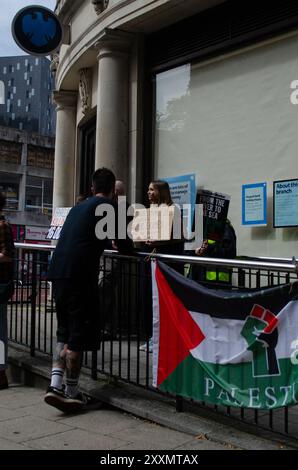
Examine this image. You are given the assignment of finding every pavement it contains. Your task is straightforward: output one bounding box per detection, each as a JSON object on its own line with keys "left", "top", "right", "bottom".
{"left": 3, "top": 347, "right": 298, "bottom": 451}
{"left": 0, "top": 384, "right": 234, "bottom": 450}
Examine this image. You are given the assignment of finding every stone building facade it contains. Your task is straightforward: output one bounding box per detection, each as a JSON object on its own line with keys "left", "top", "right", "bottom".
{"left": 52, "top": 0, "right": 298, "bottom": 257}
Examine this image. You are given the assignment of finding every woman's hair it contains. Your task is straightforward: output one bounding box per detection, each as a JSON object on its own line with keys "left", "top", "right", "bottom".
{"left": 0, "top": 192, "right": 6, "bottom": 211}
{"left": 150, "top": 180, "right": 173, "bottom": 206}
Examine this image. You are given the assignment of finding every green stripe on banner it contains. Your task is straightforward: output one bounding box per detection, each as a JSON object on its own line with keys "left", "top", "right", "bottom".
{"left": 159, "top": 355, "right": 298, "bottom": 409}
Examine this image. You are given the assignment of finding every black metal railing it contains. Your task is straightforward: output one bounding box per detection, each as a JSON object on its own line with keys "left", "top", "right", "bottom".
{"left": 8, "top": 246, "right": 53, "bottom": 356}
{"left": 8, "top": 243, "right": 298, "bottom": 440}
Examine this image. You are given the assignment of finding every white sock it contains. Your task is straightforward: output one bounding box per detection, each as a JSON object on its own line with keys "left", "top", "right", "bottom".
{"left": 65, "top": 378, "right": 79, "bottom": 398}
{"left": 50, "top": 368, "right": 64, "bottom": 390}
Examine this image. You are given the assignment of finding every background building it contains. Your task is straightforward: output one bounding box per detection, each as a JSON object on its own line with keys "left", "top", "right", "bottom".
{"left": 52, "top": 0, "right": 298, "bottom": 257}
{"left": 0, "top": 126, "right": 54, "bottom": 242}
{"left": 0, "top": 56, "right": 56, "bottom": 136}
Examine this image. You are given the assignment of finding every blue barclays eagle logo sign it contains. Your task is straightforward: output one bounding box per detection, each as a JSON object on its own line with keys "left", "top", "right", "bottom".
{"left": 12, "top": 5, "right": 63, "bottom": 56}
{"left": 23, "top": 11, "right": 57, "bottom": 47}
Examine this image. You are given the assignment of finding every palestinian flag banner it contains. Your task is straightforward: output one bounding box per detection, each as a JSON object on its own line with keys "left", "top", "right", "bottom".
{"left": 152, "top": 261, "right": 298, "bottom": 409}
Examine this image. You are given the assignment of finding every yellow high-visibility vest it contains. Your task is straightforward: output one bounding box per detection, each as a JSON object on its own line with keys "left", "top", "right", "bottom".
{"left": 206, "top": 269, "right": 230, "bottom": 283}
{"left": 205, "top": 239, "right": 230, "bottom": 283}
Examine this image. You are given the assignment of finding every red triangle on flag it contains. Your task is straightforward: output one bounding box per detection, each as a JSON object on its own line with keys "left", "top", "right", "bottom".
{"left": 155, "top": 264, "right": 205, "bottom": 387}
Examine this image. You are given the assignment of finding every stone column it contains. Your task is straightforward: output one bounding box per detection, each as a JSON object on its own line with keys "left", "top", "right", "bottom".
{"left": 52, "top": 90, "right": 77, "bottom": 210}
{"left": 95, "top": 30, "right": 131, "bottom": 181}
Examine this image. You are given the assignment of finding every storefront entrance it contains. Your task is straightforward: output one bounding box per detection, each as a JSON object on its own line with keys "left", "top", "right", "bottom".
{"left": 79, "top": 117, "right": 96, "bottom": 198}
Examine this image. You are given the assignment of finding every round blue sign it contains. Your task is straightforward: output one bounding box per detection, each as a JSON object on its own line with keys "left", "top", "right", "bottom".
{"left": 12, "top": 5, "right": 63, "bottom": 56}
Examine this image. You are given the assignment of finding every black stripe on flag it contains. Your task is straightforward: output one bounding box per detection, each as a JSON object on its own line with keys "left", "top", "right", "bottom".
{"left": 157, "top": 261, "right": 290, "bottom": 319}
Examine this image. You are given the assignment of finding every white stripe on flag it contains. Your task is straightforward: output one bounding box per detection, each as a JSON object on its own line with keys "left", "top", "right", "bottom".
{"left": 189, "top": 312, "right": 250, "bottom": 364}
{"left": 190, "top": 301, "right": 298, "bottom": 364}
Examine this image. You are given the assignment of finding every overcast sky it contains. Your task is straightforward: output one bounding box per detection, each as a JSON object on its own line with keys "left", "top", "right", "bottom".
{"left": 0, "top": 0, "right": 56, "bottom": 57}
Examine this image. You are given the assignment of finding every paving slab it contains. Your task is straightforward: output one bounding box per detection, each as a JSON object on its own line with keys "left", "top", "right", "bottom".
{"left": 57, "top": 408, "right": 144, "bottom": 434}
{"left": 110, "top": 421, "right": 199, "bottom": 449}
{"left": 26, "top": 428, "right": 128, "bottom": 450}
{"left": 0, "top": 404, "right": 29, "bottom": 422}
{"left": 0, "top": 385, "right": 43, "bottom": 410}
{"left": 122, "top": 437, "right": 232, "bottom": 451}
{"left": 17, "top": 402, "right": 66, "bottom": 421}
{"left": 0, "top": 437, "right": 33, "bottom": 450}
{"left": 173, "top": 437, "right": 234, "bottom": 450}
{"left": 0, "top": 415, "right": 74, "bottom": 443}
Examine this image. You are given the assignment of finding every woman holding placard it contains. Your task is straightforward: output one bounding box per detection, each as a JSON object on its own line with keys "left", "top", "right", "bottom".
{"left": 138, "top": 181, "right": 184, "bottom": 353}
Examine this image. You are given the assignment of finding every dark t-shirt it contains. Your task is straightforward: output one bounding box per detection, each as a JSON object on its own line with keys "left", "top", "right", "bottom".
{"left": 48, "top": 196, "right": 132, "bottom": 281}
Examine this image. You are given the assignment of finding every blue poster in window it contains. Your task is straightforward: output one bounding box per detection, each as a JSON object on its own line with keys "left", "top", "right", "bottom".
{"left": 242, "top": 183, "right": 267, "bottom": 226}
{"left": 274, "top": 179, "right": 298, "bottom": 227}
{"left": 163, "top": 174, "right": 196, "bottom": 240}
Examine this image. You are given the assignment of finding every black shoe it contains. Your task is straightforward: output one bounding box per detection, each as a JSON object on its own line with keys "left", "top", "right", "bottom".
{"left": 44, "top": 386, "right": 84, "bottom": 413}
{"left": 75, "top": 392, "right": 104, "bottom": 411}
{"left": 44, "top": 387, "right": 103, "bottom": 413}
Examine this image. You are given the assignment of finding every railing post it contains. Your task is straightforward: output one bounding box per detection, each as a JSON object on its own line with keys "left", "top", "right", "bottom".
{"left": 30, "top": 251, "right": 37, "bottom": 357}
{"left": 238, "top": 268, "right": 245, "bottom": 288}
{"left": 176, "top": 395, "right": 184, "bottom": 412}
{"left": 91, "top": 350, "right": 98, "bottom": 380}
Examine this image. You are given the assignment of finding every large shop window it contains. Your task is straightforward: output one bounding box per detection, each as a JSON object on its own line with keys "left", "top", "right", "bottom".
{"left": 154, "top": 34, "right": 298, "bottom": 188}
{"left": 153, "top": 34, "right": 298, "bottom": 256}
{"left": 25, "top": 176, "right": 53, "bottom": 215}
{"left": 154, "top": 35, "right": 298, "bottom": 256}
{"left": 0, "top": 173, "right": 20, "bottom": 211}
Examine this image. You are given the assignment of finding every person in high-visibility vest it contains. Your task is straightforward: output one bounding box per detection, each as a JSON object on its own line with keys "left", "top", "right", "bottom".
{"left": 192, "top": 219, "right": 236, "bottom": 288}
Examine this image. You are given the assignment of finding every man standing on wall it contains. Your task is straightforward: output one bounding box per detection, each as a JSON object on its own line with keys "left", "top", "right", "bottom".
{"left": 44, "top": 168, "right": 132, "bottom": 412}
